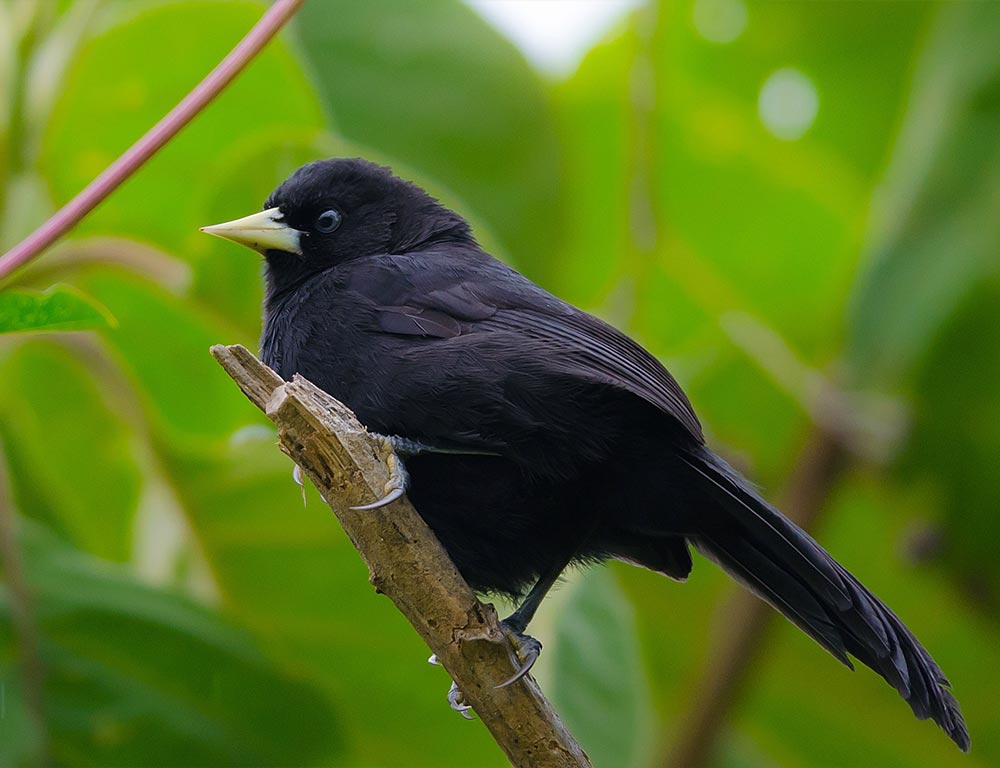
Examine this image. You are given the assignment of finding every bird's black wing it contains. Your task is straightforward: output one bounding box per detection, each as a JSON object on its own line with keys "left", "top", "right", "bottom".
{"left": 348, "top": 253, "right": 704, "bottom": 445}
{"left": 485, "top": 306, "right": 704, "bottom": 443}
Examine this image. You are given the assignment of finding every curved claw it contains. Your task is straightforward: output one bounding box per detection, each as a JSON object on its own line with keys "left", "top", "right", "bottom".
{"left": 448, "top": 681, "right": 474, "bottom": 720}
{"left": 351, "top": 450, "right": 409, "bottom": 510}
{"left": 350, "top": 484, "right": 405, "bottom": 511}
{"left": 292, "top": 465, "right": 307, "bottom": 507}
{"left": 495, "top": 622, "right": 542, "bottom": 688}
{"left": 495, "top": 635, "right": 542, "bottom": 689}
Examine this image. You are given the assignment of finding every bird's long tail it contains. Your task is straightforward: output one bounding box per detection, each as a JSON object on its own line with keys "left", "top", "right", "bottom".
{"left": 680, "top": 446, "right": 969, "bottom": 751}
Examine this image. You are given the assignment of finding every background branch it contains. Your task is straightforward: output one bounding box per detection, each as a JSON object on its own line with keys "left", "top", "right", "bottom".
{"left": 0, "top": 0, "right": 305, "bottom": 281}
{"left": 665, "top": 429, "right": 849, "bottom": 767}
{"left": 211, "top": 344, "right": 591, "bottom": 768}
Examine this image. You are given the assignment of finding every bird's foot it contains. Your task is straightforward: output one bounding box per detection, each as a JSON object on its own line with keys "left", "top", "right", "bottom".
{"left": 428, "top": 654, "right": 474, "bottom": 719}
{"left": 350, "top": 435, "right": 411, "bottom": 510}
{"left": 349, "top": 433, "right": 499, "bottom": 510}
{"left": 447, "top": 681, "right": 474, "bottom": 720}
{"left": 496, "top": 621, "right": 543, "bottom": 689}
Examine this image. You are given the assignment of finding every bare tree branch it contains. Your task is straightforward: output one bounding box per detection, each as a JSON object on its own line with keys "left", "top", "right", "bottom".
{"left": 211, "top": 344, "right": 591, "bottom": 768}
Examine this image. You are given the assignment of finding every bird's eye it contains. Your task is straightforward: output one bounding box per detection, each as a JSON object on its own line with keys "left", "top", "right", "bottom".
{"left": 315, "top": 209, "right": 342, "bottom": 234}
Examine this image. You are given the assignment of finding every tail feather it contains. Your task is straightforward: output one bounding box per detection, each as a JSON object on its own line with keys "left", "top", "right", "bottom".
{"left": 681, "top": 448, "right": 970, "bottom": 752}
{"left": 693, "top": 533, "right": 853, "bottom": 668}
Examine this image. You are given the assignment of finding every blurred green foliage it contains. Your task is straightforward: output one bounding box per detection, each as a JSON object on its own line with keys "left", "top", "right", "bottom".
{"left": 0, "top": 0, "right": 998, "bottom": 766}
{"left": 0, "top": 285, "right": 111, "bottom": 334}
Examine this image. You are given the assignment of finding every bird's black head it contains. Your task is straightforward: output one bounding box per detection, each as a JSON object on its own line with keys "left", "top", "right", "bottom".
{"left": 202, "top": 157, "right": 475, "bottom": 298}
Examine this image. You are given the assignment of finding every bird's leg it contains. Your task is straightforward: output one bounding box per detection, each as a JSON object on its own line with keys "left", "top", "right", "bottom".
{"left": 351, "top": 435, "right": 500, "bottom": 511}
{"left": 349, "top": 434, "right": 418, "bottom": 510}
{"left": 433, "top": 560, "right": 571, "bottom": 715}
{"left": 495, "top": 560, "right": 569, "bottom": 689}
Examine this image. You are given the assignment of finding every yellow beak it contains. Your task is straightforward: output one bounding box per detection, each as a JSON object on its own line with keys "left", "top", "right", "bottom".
{"left": 200, "top": 207, "right": 303, "bottom": 255}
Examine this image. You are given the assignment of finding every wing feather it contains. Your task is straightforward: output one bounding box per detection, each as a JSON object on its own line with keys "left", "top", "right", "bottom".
{"left": 486, "top": 308, "right": 704, "bottom": 442}
{"left": 377, "top": 306, "right": 462, "bottom": 338}
{"left": 359, "top": 253, "right": 703, "bottom": 443}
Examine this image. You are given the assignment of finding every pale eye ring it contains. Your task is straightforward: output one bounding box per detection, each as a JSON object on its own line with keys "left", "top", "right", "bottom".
{"left": 315, "top": 209, "right": 342, "bottom": 233}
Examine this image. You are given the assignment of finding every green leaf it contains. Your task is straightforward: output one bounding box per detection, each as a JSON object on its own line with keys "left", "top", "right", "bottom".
{"left": 39, "top": 0, "right": 326, "bottom": 258}
{"left": 0, "top": 519, "right": 339, "bottom": 766}
{"left": 847, "top": 2, "right": 1000, "bottom": 386}
{"left": 0, "top": 674, "right": 43, "bottom": 768}
{"left": 0, "top": 340, "right": 140, "bottom": 561}
{"left": 557, "top": 0, "right": 930, "bottom": 331}
{"left": 294, "top": 0, "right": 562, "bottom": 273}
{"left": 551, "top": 1, "right": 932, "bottom": 484}
{"left": 547, "top": 568, "right": 654, "bottom": 768}
{"left": 0, "top": 285, "right": 112, "bottom": 334}
{"left": 904, "top": 281, "right": 1000, "bottom": 601}
{"left": 840, "top": 1, "right": 1000, "bottom": 630}
{"left": 75, "top": 269, "right": 263, "bottom": 445}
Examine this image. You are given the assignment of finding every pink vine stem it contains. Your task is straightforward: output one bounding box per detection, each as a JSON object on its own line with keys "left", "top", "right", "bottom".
{"left": 0, "top": 0, "right": 307, "bottom": 281}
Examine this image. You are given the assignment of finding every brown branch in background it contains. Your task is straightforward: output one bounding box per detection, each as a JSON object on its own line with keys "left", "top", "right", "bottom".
{"left": 0, "top": 0, "right": 306, "bottom": 281}
{"left": 211, "top": 344, "right": 591, "bottom": 768}
{"left": 622, "top": 5, "right": 861, "bottom": 762}
{"left": 0, "top": 441, "right": 49, "bottom": 763}
{"left": 665, "top": 429, "right": 849, "bottom": 768}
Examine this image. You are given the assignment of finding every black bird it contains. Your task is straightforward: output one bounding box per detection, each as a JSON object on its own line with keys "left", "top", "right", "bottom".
{"left": 202, "top": 157, "right": 968, "bottom": 751}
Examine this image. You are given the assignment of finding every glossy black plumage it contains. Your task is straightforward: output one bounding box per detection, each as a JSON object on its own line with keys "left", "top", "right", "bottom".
{"left": 253, "top": 158, "right": 968, "bottom": 750}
